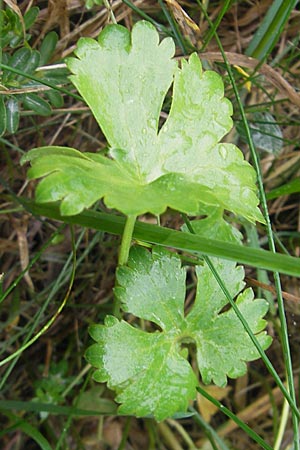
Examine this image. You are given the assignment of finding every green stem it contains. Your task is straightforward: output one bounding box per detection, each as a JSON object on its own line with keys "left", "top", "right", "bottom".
{"left": 157, "top": 0, "right": 188, "bottom": 55}
{"left": 113, "top": 215, "right": 136, "bottom": 318}
{"left": 21, "top": 200, "right": 300, "bottom": 278}
{"left": 118, "top": 215, "right": 136, "bottom": 266}
{"left": 274, "top": 388, "right": 290, "bottom": 450}
{"left": 189, "top": 406, "right": 231, "bottom": 450}
{"left": 117, "top": 417, "right": 131, "bottom": 450}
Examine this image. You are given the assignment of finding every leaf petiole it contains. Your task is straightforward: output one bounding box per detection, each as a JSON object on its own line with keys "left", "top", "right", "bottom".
{"left": 118, "top": 215, "right": 137, "bottom": 266}
{"left": 114, "top": 215, "right": 137, "bottom": 318}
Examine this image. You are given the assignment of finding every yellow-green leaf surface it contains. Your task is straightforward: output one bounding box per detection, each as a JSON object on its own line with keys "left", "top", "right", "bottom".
{"left": 86, "top": 245, "right": 271, "bottom": 421}
{"left": 22, "top": 21, "right": 263, "bottom": 222}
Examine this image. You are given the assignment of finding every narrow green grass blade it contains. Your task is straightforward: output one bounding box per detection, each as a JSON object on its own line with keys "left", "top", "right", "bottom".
{"left": 222, "top": 50, "right": 300, "bottom": 450}
{"left": 266, "top": 178, "right": 300, "bottom": 200}
{"left": 21, "top": 200, "right": 300, "bottom": 278}
{"left": 54, "top": 368, "right": 93, "bottom": 450}
{"left": 121, "top": 0, "right": 170, "bottom": 35}
{"left": 0, "top": 419, "right": 52, "bottom": 450}
{"left": 246, "top": 0, "right": 298, "bottom": 61}
{"left": 189, "top": 406, "right": 231, "bottom": 450}
{"left": 182, "top": 215, "right": 298, "bottom": 422}
{"left": 0, "top": 400, "right": 117, "bottom": 416}
{"left": 203, "top": 253, "right": 296, "bottom": 414}
{"left": 208, "top": 14, "right": 300, "bottom": 450}
{"left": 201, "top": 0, "right": 231, "bottom": 51}
{"left": 157, "top": 0, "right": 188, "bottom": 54}
{"left": 243, "top": 221, "right": 275, "bottom": 313}
{"left": 196, "top": 386, "right": 273, "bottom": 450}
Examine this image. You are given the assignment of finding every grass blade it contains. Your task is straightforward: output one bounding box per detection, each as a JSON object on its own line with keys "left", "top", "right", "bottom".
{"left": 0, "top": 418, "right": 52, "bottom": 450}
{"left": 20, "top": 200, "right": 300, "bottom": 278}
{"left": 266, "top": 178, "right": 300, "bottom": 200}
{"left": 246, "top": 0, "right": 298, "bottom": 61}
{"left": 0, "top": 399, "right": 116, "bottom": 416}
{"left": 204, "top": 10, "right": 300, "bottom": 449}
{"left": 196, "top": 386, "right": 273, "bottom": 450}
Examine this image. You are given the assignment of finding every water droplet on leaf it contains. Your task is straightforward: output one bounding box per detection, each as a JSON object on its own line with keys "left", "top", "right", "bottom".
{"left": 218, "top": 146, "right": 227, "bottom": 159}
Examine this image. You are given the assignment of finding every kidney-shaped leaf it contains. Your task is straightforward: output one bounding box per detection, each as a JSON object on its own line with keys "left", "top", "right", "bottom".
{"left": 86, "top": 246, "right": 271, "bottom": 421}
{"left": 21, "top": 20, "right": 264, "bottom": 222}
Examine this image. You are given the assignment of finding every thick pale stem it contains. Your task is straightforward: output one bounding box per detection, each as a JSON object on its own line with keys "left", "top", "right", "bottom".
{"left": 113, "top": 215, "right": 137, "bottom": 318}
{"left": 118, "top": 215, "right": 137, "bottom": 266}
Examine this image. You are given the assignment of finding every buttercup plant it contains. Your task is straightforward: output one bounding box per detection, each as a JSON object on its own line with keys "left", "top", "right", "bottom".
{"left": 21, "top": 21, "right": 272, "bottom": 420}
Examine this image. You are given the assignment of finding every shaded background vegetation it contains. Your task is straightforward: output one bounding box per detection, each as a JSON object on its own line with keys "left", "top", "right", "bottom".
{"left": 1, "top": 0, "right": 300, "bottom": 449}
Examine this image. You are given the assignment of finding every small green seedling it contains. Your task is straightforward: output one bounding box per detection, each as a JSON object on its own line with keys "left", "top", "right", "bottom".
{"left": 21, "top": 21, "right": 271, "bottom": 420}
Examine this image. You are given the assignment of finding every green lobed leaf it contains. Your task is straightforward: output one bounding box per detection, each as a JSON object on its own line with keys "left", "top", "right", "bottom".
{"left": 86, "top": 245, "right": 271, "bottom": 420}
{"left": 22, "top": 21, "right": 264, "bottom": 223}
{"left": 115, "top": 246, "right": 187, "bottom": 330}
{"left": 182, "top": 205, "right": 243, "bottom": 245}
{"left": 189, "top": 264, "right": 270, "bottom": 386}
